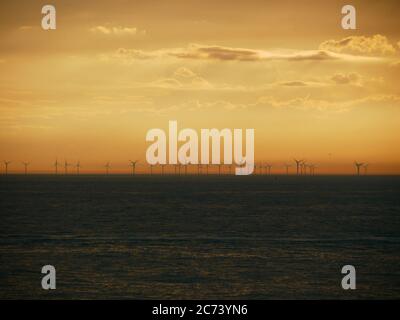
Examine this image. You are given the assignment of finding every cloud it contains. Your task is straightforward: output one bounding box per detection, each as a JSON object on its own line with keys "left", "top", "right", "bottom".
{"left": 280, "top": 81, "right": 309, "bottom": 87}
{"left": 103, "top": 44, "right": 381, "bottom": 64}
{"left": 319, "top": 34, "right": 396, "bottom": 56}
{"left": 143, "top": 67, "right": 212, "bottom": 90}
{"left": 173, "top": 67, "right": 197, "bottom": 78}
{"left": 330, "top": 72, "right": 362, "bottom": 85}
{"left": 157, "top": 94, "right": 400, "bottom": 115}
{"left": 172, "top": 100, "right": 246, "bottom": 112}
{"left": 253, "top": 94, "right": 400, "bottom": 112}
{"left": 90, "top": 25, "right": 145, "bottom": 36}
{"left": 103, "top": 48, "right": 155, "bottom": 62}
{"left": 170, "top": 44, "right": 344, "bottom": 61}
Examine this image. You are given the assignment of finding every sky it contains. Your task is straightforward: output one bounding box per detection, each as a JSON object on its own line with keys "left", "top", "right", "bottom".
{"left": 1, "top": 0, "right": 400, "bottom": 174}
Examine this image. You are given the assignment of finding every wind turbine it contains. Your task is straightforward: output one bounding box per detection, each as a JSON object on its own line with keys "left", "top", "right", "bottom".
{"left": 308, "top": 163, "right": 315, "bottom": 176}
{"left": 363, "top": 163, "right": 369, "bottom": 175}
{"left": 105, "top": 162, "right": 111, "bottom": 175}
{"left": 300, "top": 161, "right": 307, "bottom": 175}
{"left": 54, "top": 158, "right": 59, "bottom": 174}
{"left": 265, "top": 163, "right": 272, "bottom": 175}
{"left": 129, "top": 160, "right": 138, "bottom": 176}
{"left": 256, "top": 163, "right": 261, "bottom": 175}
{"left": 75, "top": 161, "right": 81, "bottom": 175}
{"left": 22, "top": 162, "right": 29, "bottom": 175}
{"left": 294, "top": 159, "right": 303, "bottom": 175}
{"left": 354, "top": 162, "right": 364, "bottom": 176}
{"left": 284, "top": 163, "right": 291, "bottom": 175}
{"left": 64, "top": 160, "right": 70, "bottom": 174}
{"left": 3, "top": 161, "right": 11, "bottom": 175}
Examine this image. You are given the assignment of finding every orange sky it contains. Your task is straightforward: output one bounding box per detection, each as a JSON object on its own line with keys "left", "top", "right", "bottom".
{"left": 1, "top": 0, "right": 400, "bottom": 174}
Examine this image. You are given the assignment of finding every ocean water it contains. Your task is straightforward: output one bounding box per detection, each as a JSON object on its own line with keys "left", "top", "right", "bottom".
{"left": 0, "top": 175, "right": 399, "bottom": 299}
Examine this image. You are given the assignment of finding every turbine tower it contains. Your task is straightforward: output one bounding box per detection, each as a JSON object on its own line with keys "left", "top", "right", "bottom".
{"left": 300, "top": 161, "right": 307, "bottom": 175}
{"left": 294, "top": 159, "right": 303, "bottom": 175}
{"left": 22, "top": 162, "right": 29, "bottom": 175}
{"left": 284, "top": 163, "right": 291, "bottom": 175}
{"left": 64, "top": 160, "right": 70, "bottom": 174}
{"left": 354, "top": 162, "right": 364, "bottom": 176}
{"left": 309, "top": 163, "right": 316, "bottom": 176}
{"left": 105, "top": 162, "right": 111, "bottom": 175}
{"left": 129, "top": 160, "right": 138, "bottom": 176}
{"left": 3, "top": 161, "right": 11, "bottom": 175}
{"left": 75, "top": 161, "right": 81, "bottom": 175}
{"left": 54, "top": 158, "right": 59, "bottom": 174}
{"left": 217, "top": 164, "right": 222, "bottom": 175}
{"left": 265, "top": 163, "right": 272, "bottom": 175}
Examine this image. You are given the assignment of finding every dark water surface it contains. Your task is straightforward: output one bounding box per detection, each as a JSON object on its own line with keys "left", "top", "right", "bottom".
{"left": 0, "top": 175, "right": 399, "bottom": 299}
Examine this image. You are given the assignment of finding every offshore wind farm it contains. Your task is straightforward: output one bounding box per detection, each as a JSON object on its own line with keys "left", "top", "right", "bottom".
{"left": 0, "top": 158, "right": 375, "bottom": 176}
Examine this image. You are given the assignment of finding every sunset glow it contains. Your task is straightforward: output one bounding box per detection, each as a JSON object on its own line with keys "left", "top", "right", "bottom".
{"left": 1, "top": 0, "right": 400, "bottom": 174}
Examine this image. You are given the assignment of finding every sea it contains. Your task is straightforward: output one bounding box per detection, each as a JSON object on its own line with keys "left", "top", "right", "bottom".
{"left": 0, "top": 175, "right": 399, "bottom": 299}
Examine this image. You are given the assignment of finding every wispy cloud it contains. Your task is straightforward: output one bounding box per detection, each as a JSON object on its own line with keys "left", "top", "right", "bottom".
{"left": 90, "top": 25, "right": 145, "bottom": 36}
{"left": 102, "top": 44, "right": 383, "bottom": 64}
{"left": 319, "top": 34, "right": 397, "bottom": 56}
{"left": 330, "top": 72, "right": 362, "bottom": 86}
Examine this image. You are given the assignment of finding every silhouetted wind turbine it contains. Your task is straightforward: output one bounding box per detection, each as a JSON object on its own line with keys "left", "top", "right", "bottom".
{"left": 354, "top": 162, "right": 364, "bottom": 176}
{"left": 129, "top": 160, "right": 138, "bottom": 176}
{"left": 308, "top": 163, "right": 315, "bottom": 176}
{"left": 105, "top": 162, "right": 111, "bottom": 175}
{"left": 294, "top": 159, "right": 303, "bottom": 175}
{"left": 300, "top": 161, "right": 307, "bottom": 175}
{"left": 265, "top": 163, "right": 272, "bottom": 175}
{"left": 22, "top": 162, "right": 29, "bottom": 175}
{"left": 3, "top": 161, "right": 11, "bottom": 175}
{"left": 64, "top": 160, "right": 70, "bottom": 174}
{"left": 54, "top": 158, "right": 59, "bottom": 174}
{"left": 284, "top": 163, "right": 291, "bottom": 175}
{"left": 255, "top": 162, "right": 261, "bottom": 175}
{"left": 75, "top": 161, "right": 81, "bottom": 175}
